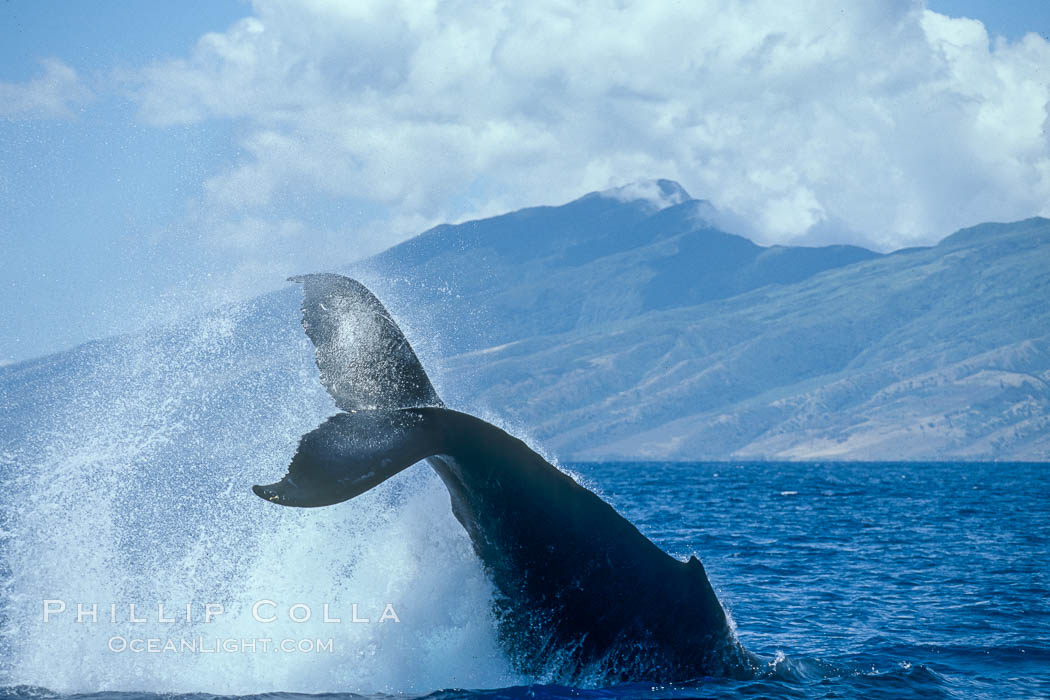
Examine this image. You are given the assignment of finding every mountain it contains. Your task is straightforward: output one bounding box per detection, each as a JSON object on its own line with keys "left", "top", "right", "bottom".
{"left": 437, "top": 215, "right": 1050, "bottom": 460}
{"left": 3, "top": 181, "right": 1048, "bottom": 462}
{"left": 364, "top": 180, "right": 879, "bottom": 355}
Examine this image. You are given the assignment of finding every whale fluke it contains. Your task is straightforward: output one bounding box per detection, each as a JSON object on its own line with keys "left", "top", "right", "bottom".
{"left": 289, "top": 273, "right": 441, "bottom": 410}
{"left": 252, "top": 409, "right": 442, "bottom": 507}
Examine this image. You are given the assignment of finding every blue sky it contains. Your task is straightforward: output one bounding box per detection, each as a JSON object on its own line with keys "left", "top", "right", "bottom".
{"left": 2, "top": 2, "right": 246, "bottom": 364}
{"left": 2, "top": 0, "right": 1049, "bottom": 364}
{"left": 928, "top": 0, "right": 1049, "bottom": 41}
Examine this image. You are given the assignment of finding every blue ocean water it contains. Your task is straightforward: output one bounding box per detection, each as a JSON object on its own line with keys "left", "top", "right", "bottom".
{"left": 2, "top": 460, "right": 1047, "bottom": 699}
{"left": 572, "top": 461, "right": 1050, "bottom": 699}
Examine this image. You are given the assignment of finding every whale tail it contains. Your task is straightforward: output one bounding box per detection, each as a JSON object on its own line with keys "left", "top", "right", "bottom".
{"left": 256, "top": 274, "right": 444, "bottom": 507}
{"left": 288, "top": 273, "right": 442, "bottom": 411}
{"left": 255, "top": 274, "right": 751, "bottom": 683}
{"left": 253, "top": 408, "right": 444, "bottom": 507}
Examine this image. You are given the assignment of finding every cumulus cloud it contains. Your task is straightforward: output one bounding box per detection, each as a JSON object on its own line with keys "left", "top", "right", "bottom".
{"left": 135, "top": 0, "right": 1050, "bottom": 251}
{"left": 0, "top": 58, "right": 92, "bottom": 120}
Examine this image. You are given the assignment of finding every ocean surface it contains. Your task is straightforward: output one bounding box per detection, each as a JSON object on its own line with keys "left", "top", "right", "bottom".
{"left": 2, "top": 459, "right": 1047, "bottom": 699}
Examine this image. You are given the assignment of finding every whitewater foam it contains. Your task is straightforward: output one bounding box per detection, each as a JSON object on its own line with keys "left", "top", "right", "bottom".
{"left": 0, "top": 299, "right": 516, "bottom": 693}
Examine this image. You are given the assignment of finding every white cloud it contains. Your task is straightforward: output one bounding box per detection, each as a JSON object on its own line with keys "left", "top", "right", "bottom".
{"left": 600, "top": 180, "right": 688, "bottom": 211}
{"left": 0, "top": 59, "right": 92, "bottom": 120}
{"left": 135, "top": 0, "right": 1050, "bottom": 252}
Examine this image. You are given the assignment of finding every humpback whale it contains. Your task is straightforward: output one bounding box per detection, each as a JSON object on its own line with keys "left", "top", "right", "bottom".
{"left": 253, "top": 273, "right": 756, "bottom": 683}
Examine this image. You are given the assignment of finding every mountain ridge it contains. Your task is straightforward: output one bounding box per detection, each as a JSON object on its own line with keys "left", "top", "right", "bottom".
{"left": 364, "top": 180, "right": 883, "bottom": 356}
{"left": 4, "top": 181, "right": 1048, "bottom": 461}
{"left": 431, "top": 210, "right": 1050, "bottom": 460}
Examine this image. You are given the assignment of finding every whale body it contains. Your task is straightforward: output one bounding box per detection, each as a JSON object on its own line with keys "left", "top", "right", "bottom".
{"left": 253, "top": 273, "right": 755, "bottom": 683}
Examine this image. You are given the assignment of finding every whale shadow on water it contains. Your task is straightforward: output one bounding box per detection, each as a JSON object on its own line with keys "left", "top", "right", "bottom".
{"left": 252, "top": 273, "right": 762, "bottom": 684}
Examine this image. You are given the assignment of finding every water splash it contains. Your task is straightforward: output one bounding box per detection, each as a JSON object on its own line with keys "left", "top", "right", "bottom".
{"left": 0, "top": 291, "right": 516, "bottom": 693}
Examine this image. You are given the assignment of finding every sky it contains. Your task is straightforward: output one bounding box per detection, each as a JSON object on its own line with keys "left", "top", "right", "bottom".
{"left": 1, "top": 0, "right": 1049, "bottom": 364}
